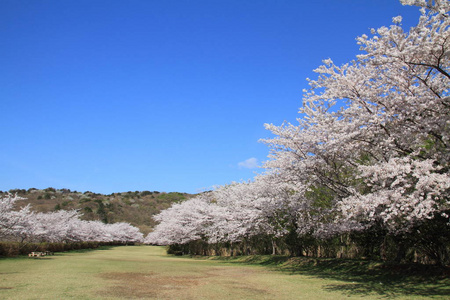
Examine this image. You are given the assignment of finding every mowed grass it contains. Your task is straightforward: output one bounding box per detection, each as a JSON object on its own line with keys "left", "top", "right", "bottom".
{"left": 0, "top": 246, "right": 448, "bottom": 300}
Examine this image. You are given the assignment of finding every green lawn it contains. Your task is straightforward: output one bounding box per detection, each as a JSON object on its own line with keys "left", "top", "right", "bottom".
{"left": 0, "top": 246, "right": 448, "bottom": 299}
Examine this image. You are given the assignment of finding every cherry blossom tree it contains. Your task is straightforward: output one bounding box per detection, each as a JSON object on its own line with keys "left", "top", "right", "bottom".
{"left": 146, "top": 177, "right": 306, "bottom": 254}
{"left": 0, "top": 194, "right": 34, "bottom": 241}
{"left": 145, "top": 194, "right": 216, "bottom": 245}
{"left": 209, "top": 177, "right": 302, "bottom": 243}
{"left": 263, "top": 0, "right": 449, "bottom": 233}
{"left": 104, "top": 222, "right": 144, "bottom": 243}
{"left": 31, "top": 210, "right": 85, "bottom": 242}
{"left": 0, "top": 193, "right": 143, "bottom": 244}
{"left": 147, "top": 0, "right": 448, "bottom": 262}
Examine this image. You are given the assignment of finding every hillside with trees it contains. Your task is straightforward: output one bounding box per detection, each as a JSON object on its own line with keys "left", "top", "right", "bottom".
{"left": 2, "top": 188, "right": 193, "bottom": 235}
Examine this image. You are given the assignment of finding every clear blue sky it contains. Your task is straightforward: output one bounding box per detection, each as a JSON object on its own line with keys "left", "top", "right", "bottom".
{"left": 0, "top": 0, "right": 420, "bottom": 194}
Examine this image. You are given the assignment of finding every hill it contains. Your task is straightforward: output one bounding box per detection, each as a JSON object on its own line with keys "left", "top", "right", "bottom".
{"left": 1, "top": 188, "right": 194, "bottom": 235}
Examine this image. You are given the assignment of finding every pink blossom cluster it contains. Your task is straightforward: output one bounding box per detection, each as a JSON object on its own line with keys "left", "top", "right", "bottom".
{"left": 0, "top": 194, "right": 143, "bottom": 243}
{"left": 147, "top": 0, "right": 449, "bottom": 245}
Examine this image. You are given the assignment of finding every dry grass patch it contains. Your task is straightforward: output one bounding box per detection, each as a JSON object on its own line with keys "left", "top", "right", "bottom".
{"left": 99, "top": 272, "right": 202, "bottom": 299}
{"left": 98, "top": 267, "right": 271, "bottom": 300}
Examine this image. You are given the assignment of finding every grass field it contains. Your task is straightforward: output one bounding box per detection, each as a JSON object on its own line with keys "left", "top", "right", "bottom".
{"left": 0, "top": 246, "right": 448, "bottom": 299}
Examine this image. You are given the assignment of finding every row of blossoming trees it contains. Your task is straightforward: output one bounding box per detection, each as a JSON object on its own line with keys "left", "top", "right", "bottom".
{"left": 0, "top": 193, "right": 143, "bottom": 255}
{"left": 145, "top": 0, "right": 450, "bottom": 265}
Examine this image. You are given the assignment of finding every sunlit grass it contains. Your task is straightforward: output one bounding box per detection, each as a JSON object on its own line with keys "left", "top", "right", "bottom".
{"left": 0, "top": 246, "right": 448, "bottom": 299}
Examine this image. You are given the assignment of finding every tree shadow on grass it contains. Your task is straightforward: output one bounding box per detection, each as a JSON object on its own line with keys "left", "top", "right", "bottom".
{"left": 324, "top": 281, "right": 449, "bottom": 298}
{"left": 64, "top": 245, "right": 116, "bottom": 254}
{"left": 291, "top": 259, "right": 449, "bottom": 298}
{"left": 205, "top": 255, "right": 450, "bottom": 298}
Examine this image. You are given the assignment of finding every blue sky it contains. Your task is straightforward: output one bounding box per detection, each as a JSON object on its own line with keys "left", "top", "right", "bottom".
{"left": 0, "top": 0, "right": 420, "bottom": 194}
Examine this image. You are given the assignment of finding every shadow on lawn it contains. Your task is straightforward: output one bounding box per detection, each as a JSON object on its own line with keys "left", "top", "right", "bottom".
{"left": 65, "top": 245, "right": 116, "bottom": 254}
{"left": 205, "top": 255, "right": 450, "bottom": 298}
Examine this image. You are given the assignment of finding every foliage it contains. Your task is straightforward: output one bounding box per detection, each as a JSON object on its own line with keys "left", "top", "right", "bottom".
{"left": 146, "top": 0, "right": 450, "bottom": 265}
{"left": 0, "top": 193, "right": 144, "bottom": 247}
{"left": 0, "top": 241, "right": 103, "bottom": 257}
